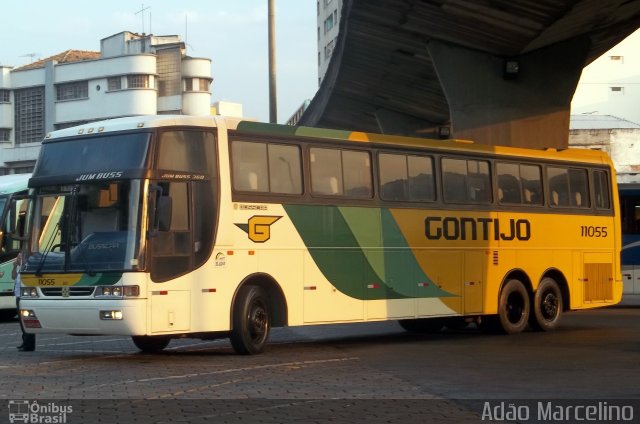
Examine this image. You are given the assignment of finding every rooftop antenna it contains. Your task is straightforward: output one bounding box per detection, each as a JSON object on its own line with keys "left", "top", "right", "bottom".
{"left": 135, "top": 4, "right": 151, "bottom": 34}
{"left": 20, "top": 53, "right": 40, "bottom": 63}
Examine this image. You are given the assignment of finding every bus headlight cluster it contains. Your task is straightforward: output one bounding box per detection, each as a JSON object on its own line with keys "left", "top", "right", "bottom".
{"left": 21, "top": 287, "right": 39, "bottom": 298}
{"left": 95, "top": 285, "right": 140, "bottom": 298}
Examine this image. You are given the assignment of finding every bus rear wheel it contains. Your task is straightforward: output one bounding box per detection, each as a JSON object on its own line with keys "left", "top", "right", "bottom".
{"left": 495, "top": 278, "right": 530, "bottom": 334}
{"left": 529, "top": 277, "right": 563, "bottom": 331}
{"left": 132, "top": 336, "right": 170, "bottom": 353}
{"left": 230, "top": 285, "right": 271, "bottom": 355}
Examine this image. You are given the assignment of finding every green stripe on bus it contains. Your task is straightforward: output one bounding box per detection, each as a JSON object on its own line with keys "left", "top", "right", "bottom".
{"left": 284, "top": 205, "right": 453, "bottom": 300}
{"left": 237, "top": 120, "right": 355, "bottom": 141}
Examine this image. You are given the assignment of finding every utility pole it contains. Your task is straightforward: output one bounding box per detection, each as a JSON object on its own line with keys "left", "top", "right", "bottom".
{"left": 268, "top": 0, "right": 278, "bottom": 123}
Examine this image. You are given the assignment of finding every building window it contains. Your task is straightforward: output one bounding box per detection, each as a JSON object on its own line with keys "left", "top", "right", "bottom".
{"left": 0, "top": 128, "right": 10, "bottom": 141}
{"left": 199, "top": 79, "right": 210, "bottom": 92}
{"left": 325, "top": 39, "right": 336, "bottom": 60}
{"left": 157, "top": 48, "right": 181, "bottom": 97}
{"left": 0, "top": 89, "right": 10, "bottom": 103}
{"left": 14, "top": 86, "right": 45, "bottom": 144}
{"left": 128, "top": 75, "right": 150, "bottom": 89}
{"left": 56, "top": 81, "right": 88, "bottom": 101}
{"left": 108, "top": 77, "right": 122, "bottom": 91}
{"left": 324, "top": 14, "right": 334, "bottom": 33}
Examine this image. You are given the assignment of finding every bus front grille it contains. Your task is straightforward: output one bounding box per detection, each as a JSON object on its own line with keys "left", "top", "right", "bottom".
{"left": 41, "top": 287, "right": 96, "bottom": 297}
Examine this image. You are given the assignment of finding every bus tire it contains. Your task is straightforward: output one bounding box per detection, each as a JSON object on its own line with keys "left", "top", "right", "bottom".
{"left": 529, "top": 277, "right": 563, "bottom": 331}
{"left": 496, "top": 278, "right": 530, "bottom": 334}
{"left": 132, "top": 336, "right": 170, "bottom": 353}
{"left": 398, "top": 318, "right": 444, "bottom": 333}
{"left": 230, "top": 285, "right": 271, "bottom": 355}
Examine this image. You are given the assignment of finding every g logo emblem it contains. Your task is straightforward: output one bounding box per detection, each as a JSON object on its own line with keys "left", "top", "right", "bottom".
{"left": 248, "top": 216, "right": 281, "bottom": 243}
{"left": 246, "top": 216, "right": 281, "bottom": 243}
{"left": 61, "top": 287, "right": 70, "bottom": 298}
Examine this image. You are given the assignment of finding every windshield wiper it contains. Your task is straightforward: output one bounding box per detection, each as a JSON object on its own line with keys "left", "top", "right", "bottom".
{"left": 35, "top": 221, "right": 61, "bottom": 277}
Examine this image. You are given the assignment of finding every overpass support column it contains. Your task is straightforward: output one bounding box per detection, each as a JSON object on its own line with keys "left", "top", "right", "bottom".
{"left": 427, "top": 38, "right": 590, "bottom": 149}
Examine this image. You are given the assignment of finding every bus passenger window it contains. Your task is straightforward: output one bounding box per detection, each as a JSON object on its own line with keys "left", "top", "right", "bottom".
{"left": 593, "top": 170, "right": 611, "bottom": 210}
{"left": 379, "top": 153, "right": 434, "bottom": 202}
{"left": 568, "top": 168, "right": 589, "bottom": 208}
{"left": 379, "top": 153, "right": 408, "bottom": 201}
{"left": 342, "top": 150, "right": 372, "bottom": 197}
{"left": 408, "top": 155, "right": 434, "bottom": 201}
{"left": 267, "top": 144, "right": 302, "bottom": 194}
{"left": 311, "top": 148, "right": 343, "bottom": 196}
{"left": 443, "top": 158, "right": 491, "bottom": 204}
{"left": 521, "top": 164, "right": 543, "bottom": 205}
{"left": 496, "top": 163, "right": 522, "bottom": 204}
{"left": 547, "top": 167, "right": 570, "bottom": 207}
{"left": 443, "top": 159, "right": 468, "bottom": 203}
{"left": 231, "top": 141, "right": 269, "bottom": 192}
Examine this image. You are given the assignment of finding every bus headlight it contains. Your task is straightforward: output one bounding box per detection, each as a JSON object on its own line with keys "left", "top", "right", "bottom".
{"left": 21, "top": 287, "right": 39, "bottom": 298}
{"left": 95, "top": 285, "right": 139, "bottom": 298}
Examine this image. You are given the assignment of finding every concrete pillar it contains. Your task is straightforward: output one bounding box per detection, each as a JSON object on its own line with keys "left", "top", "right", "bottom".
{"left": 44, "top": 60, "right": 57, "bottom": 134}
{"left": 428, "top": 37, "right": 591, "bottom": 149}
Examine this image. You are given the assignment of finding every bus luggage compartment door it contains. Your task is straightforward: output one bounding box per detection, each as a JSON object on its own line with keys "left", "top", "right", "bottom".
{"left": 582, "top": 252, "right": 614, "bottom": 303}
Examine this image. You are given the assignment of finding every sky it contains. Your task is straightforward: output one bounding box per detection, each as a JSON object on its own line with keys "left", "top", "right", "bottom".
{"left": 0, "top": 0, "right": 319, "bottom": 123}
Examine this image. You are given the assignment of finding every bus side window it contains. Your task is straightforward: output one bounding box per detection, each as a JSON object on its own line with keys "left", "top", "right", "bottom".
{"left": 547, "top": 167, "right": 570, "bottom": 207}
{"left": 231, "top": 141, "right": 269, "bottom": 192}
{"left": 568, "top": 168, "right": 589, "bottom": 208}
{"left": 593, "top": 170, "right": 611, "bottom": 210}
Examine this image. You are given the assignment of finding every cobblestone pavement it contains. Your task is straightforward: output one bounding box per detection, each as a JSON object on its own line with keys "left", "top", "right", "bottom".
{"left": 0, "top": 306, "right": 639, "bottom": 423}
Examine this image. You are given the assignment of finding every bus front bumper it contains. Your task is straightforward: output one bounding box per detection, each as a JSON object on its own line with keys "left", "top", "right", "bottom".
{"left": 18, "top": 298, "right": 148, "bottom": 336}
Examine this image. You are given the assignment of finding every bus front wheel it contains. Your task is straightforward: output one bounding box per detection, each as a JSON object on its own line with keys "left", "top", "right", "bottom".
{"left": 529, "top": 277, "right": 563, "bottom": 331}
{"left": 495, "top": 278, "right": 530, "bottom": 334}
{"left": 230, "top": 285, "right": 271, "bottom": 355}
{"left": 132, "top": 336, "right": 170, "bottom": 353}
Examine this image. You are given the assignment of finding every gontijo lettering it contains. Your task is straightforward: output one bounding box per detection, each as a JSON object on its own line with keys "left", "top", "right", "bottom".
{"left": 425, "top": 216, "right": 531, "bottom": 241}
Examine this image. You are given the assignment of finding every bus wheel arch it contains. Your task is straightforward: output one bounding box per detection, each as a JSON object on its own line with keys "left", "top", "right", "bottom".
{"left": 229, "top": 273, "right": 288, "bottom": 355}
{"left": 529, "top": 270, "right": 567, "bottom": 331}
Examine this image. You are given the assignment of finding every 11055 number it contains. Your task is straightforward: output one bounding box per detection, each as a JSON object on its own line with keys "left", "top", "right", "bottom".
{"left": 580, "top": 226, "right": 608, "bottom": 237}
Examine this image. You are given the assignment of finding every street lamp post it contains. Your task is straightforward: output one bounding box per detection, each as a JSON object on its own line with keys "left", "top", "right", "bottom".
{"left": 268, "top": 0, "right": 277, "bottom": 123}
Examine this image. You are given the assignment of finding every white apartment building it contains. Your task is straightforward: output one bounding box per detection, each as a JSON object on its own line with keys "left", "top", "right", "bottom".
{"left": 0, "top": 31, "right": 212, "bottom": 174}
{"left": 572, "top": 28, "right": 640, "bottom": 125}
{"left": 569, "top": 114, "right": 640, "bottom": 183}
{"left": 317, "top": 0, "right": 342, "bottom": 86}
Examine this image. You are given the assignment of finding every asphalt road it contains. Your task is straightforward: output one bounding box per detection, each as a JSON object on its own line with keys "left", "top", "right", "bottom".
{"left": 0, "top": 305, "right": 639, "bottom": 423}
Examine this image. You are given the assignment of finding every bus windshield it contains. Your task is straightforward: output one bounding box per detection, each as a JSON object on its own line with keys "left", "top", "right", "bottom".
{"left": 23, "top": 180, "right": 144, "bottom": 274}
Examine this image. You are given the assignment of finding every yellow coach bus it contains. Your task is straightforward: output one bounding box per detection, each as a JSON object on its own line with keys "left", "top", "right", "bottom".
{"left": 18, "top": 115, "right": 621, "bottom": 354}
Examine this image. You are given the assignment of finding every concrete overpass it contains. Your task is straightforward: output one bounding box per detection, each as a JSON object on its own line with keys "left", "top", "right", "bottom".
{"left": 300, "top": 0, "right": 640, "bottom": 148}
